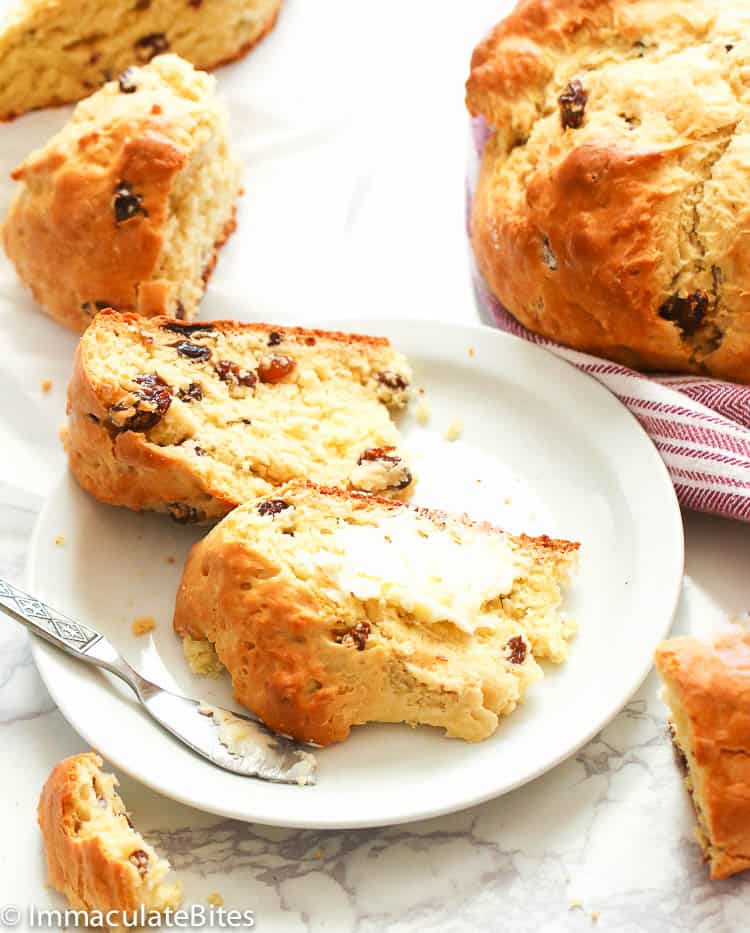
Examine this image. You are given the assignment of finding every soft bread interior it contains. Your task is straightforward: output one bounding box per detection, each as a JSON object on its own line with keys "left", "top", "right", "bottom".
{"left": 154, "top": 123, "right": 239, "bottom": 318}
{"left": 178, "top": 484, "right": 579, "bottom": 743}
{"left": 69, "top": 756, "right": 181, "bottom": 912}
{"left": 71, "top": 313, "right": 414, "bottom": 516}
{"left": 0, "top": 0, "right": 278, "bottom": 118}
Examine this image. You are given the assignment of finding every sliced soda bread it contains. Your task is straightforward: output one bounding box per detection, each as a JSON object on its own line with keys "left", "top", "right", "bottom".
{"left": 38, "top": 753, "right": 182, "bottom": 918}
{"left": 64, "top": 312, "right": 414, "bottom": 521}
{"left": 656, "top": 633, "right": 750, "bottom": 880}
{"left": 174, "top": 482, "right": 580, "bottom": 746}
{"left": 3, "top": 54, "right": 241, "bottom": 331}
{"left": 0, "top": 0, "right": 280, "bottom": 121}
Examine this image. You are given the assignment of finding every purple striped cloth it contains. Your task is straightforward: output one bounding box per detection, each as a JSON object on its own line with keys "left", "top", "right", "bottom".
{"left": 468, "top": 116, "right": 750, "bottom": 522}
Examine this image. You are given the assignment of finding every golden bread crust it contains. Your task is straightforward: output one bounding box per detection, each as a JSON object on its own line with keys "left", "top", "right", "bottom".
{"left": 656, "top": 633, "right": 750, "bottom": 879}
{"left": 64, "top": 312, "right": 415, "bottom": 520}
{"left": 468, "top": 0, "right": 750, "bottom": 381}
{"left": 174, "top": 483, "right": 579, "bottom": 746}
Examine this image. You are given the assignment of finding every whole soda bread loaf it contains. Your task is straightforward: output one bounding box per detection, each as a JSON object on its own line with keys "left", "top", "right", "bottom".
{"left": 468, "top": 0, "right": 750, "bottom": 382}
{"left": 0, "top": 0, "right": 280, "bottom": 121}
{"left": 3, "top": 54, "right": 242, "bottom": 331}
{"left": 174, "top": 482, "right": 579, "bottom": 746}
{"left": 38, "top": 753, "right": 182, "bottom": 918}
{"left": 656, "top": 633, "right": 750, "bottom": 880}
{"left": 64, "top": 312, "right": 415, "bottom": 522}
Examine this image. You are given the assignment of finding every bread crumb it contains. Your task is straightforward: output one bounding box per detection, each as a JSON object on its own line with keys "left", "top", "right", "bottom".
{"left": 415, "top": 398, "right": 431, "bottom": 426}
{"left": 41, "top": 379, "right": 53, "bottom": 393}
{"left": 444, "top": 417, "right": 463, "bottom": 442}
{"left": 569, "top": 900, "right": 583, "bottom": 911}
{"left": 591, "top": 911, "right": 599, "bottom": 924}
{"left": 166, "top": 555, "right": 176, "bottom": 565}
{"left": 504, "top": 497, "right": 512, "bottom": 506}
{"left": 54, "top": 535, "right": 65, "bottom": 546}
{"left": 131, "top": 615, "right": 157, "bottom": 637}
{"left": 468, "top": 347, "right": 475, "bottom": 358}
{"left": 207, "top": 893, "right": 224, "bottom": 907}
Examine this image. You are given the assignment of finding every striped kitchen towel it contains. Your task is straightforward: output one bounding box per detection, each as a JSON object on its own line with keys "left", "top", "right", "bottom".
{"left": 469, "top": 116, "right": 750, "bottom": 522}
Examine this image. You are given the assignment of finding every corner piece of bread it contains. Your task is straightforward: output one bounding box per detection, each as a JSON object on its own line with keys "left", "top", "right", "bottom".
{"left": 63, "top": 312, "right": 415, "bottom": 521}
{"left": 656, "top": 632, "right": 750, "bottom": 880}
{"left": 38, "top": 753, "right": 182, "bottom": 920}
{"left": 174, "top": 482, "right": 579, "bottom": 746}
{"left": 0, "top": 0, "right": 280, "bottom": 121}
{"left": 3, "top": 54, "right": 241, "bottom": 332}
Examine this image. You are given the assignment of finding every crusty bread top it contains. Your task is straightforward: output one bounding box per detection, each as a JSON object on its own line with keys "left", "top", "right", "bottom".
{"left": 467, "top": 0, "right": 750, "bottom": 381}
{"left": 656, "top": 632, "right": 750, "bottom": 878}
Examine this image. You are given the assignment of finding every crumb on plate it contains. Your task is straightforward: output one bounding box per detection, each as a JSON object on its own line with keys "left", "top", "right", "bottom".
{"left": 444, "top": 417, "right": 463, "bottom": 442}
{"left": 468, "top": 347, "right": 475, "bottom": 358}
{"left": 54, "top": 535, "right": 65, "bottom": 546}
{"left": 166, "top": 555, "right": 176, "bottom": 565}
{"left": 207, "top": 893, "right": 224, "bottom": 907}
{"left": 131, "top": 615, "right": 157, "bottom": 637}
{"left": 415, "top": 398, "right": 431, "bottom": 426}
{"left": 41, "top": 379, "right": 53, "bottom": 393}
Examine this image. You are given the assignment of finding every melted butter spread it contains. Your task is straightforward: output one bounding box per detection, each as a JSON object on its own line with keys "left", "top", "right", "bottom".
{"left": 315, "top": 511, "right": 520, "bottom": 633}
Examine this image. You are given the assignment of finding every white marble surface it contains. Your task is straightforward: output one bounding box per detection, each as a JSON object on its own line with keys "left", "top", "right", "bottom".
{"left": 2, "top": 1, "right": 750, "bottom": 930}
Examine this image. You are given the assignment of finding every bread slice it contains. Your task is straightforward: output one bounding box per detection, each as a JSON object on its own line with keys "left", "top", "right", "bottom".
{"left": 0, "top": 0, "right": 280, "bottom": 121}
{"left": 174, "top": 482, "right": 579, "bottom": 746}
{"left": 656, "top": 633, "right": 750, "bottom": 880}
{"left": 38, "top": 753, "right": 182, "bottom": 919}
{"left": 3, "top": 54, "right": 242, "bottom": 332}
{"left": 64, "top": 311, "right": 415, "bottom": 521}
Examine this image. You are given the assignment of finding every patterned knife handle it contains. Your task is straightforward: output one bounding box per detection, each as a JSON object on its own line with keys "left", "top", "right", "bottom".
{"left": 0, "top": 578, "right": 103, "bottom": 656}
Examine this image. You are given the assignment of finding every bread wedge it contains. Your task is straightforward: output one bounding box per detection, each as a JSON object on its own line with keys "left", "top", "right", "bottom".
{"left": 4, "top": 54, "right": 242, "bottom": 331}
{"left": 174, "top": 482, "right": 579, "bottom": 746}
{"left": 38, "top": 753, "right": 181, "bottom": 922}
{"left": 64, "top": 312, "right": 414, "bottom": 521}
{"left": 0, "top": 0, "right": 280, "bottom": 121}
{"left": 656, "top": 633, "right": 750, "bottom": 880}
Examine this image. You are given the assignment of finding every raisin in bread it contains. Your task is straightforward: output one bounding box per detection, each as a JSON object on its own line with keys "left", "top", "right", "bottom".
{"left": 38, "top": 753, "right": 182, "bottom": 920}
{"left": 468, "top": 0, "right": 750, "bottom": 382}
{"left": 3, "top": 54, "right": 241, "bottom": 332}
{"left": 173, "top": 482, "right": 579, "bottom": 746}
{"left": 0, "top": 0, "right": 280, "bottom": 121}
{"left": 656, "top": 633, "right": 750, "bottom": 880}
{"left": 63, "top": 311, "right": 415, "bottom": 521}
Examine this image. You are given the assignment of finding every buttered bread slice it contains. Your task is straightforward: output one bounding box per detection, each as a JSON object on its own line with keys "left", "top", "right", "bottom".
{"left": 174, "top": 483, "right": 579, "bottom": 746}
{"left": 64, "top": 312, "right": 414, "bottom": 521}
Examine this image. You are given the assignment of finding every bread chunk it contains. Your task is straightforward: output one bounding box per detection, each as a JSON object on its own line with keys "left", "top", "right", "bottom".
{"left": 4, "top": 54, "right": 242, "bottom": 331}
{"left": 64, "top": 312, "right": 415, "bottom": 520}
{"left": 656, "top": 632, "right": 750, "bottom": 879}
{"left": 174, "top": 482, "right": 579, "bottom": 746}
{"left": 0, "top": 0, "right": 280, "bottom": 120}
{"left": 38, "top": 753, "right": 182, "bottom": 920}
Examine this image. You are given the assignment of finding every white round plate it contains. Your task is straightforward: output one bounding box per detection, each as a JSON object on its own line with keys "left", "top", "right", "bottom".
{"left": 28, "top": 319, "right": 683, "bottom": 829}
